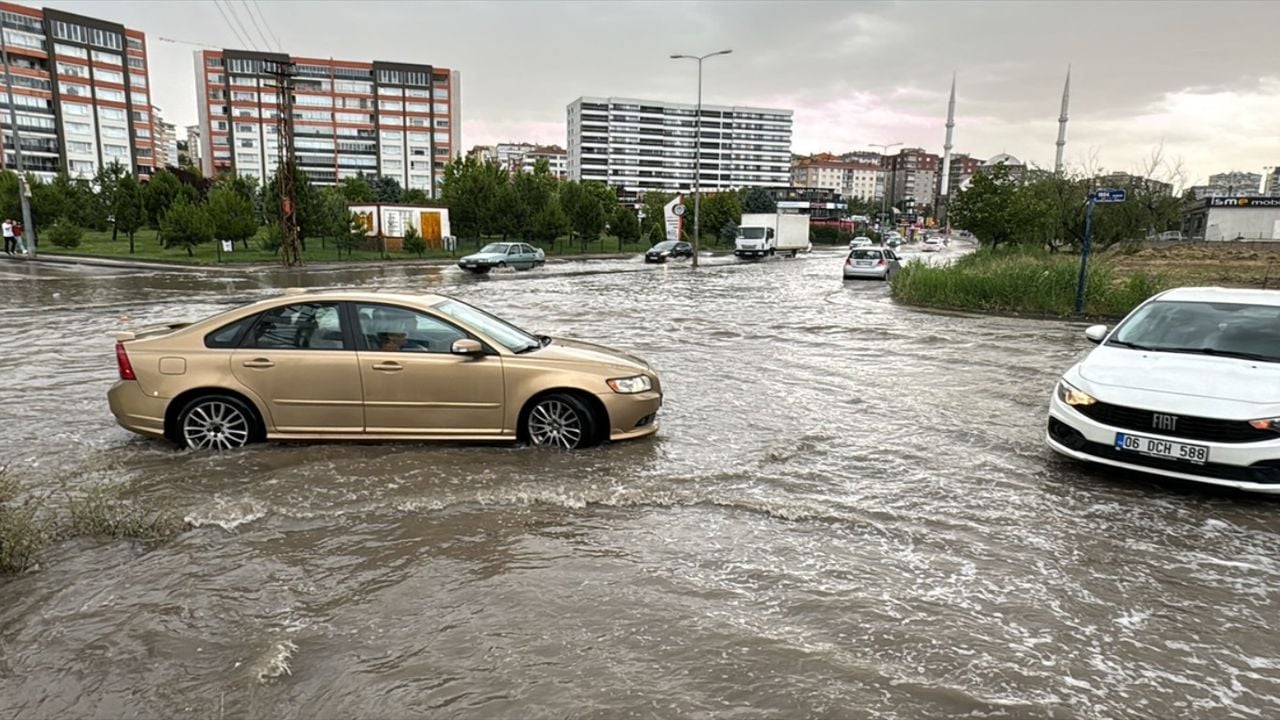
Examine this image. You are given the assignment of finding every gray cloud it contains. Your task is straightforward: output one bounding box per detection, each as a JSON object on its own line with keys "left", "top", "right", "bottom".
{"left": 44, "top": 0, "right": 1280, "bottom": 182}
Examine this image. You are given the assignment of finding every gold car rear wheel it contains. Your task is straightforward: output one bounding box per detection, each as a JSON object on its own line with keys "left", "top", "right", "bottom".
{"left": 526, "top": 393, "right": 598, "bottom": 450}
{"left": 177, "top": 395, "right": 257, "bottom": 451}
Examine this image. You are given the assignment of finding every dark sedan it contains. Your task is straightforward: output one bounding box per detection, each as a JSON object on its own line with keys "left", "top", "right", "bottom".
{"left": 645, "top": 240, "right": 694, "bottom": 263}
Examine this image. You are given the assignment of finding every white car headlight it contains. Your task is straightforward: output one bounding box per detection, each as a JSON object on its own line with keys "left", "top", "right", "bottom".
{"left": 607, "top": 375, "right": 652, "bottom": 394}
{"left": 1057, "top": 380, "right": 1097, "bottom": 407}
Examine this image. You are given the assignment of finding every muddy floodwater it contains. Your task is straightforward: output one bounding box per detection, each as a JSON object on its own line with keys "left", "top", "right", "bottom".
{"left": 2, "top": 249, "right": 1279, "bottom": 719}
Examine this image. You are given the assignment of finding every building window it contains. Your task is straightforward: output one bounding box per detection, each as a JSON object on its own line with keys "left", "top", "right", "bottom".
{"left": 136, "top": 128, "right": 150, "bottom": 138}
{"left": 96, "top": 68, "right": 124, "bottom": 85}
{"left": 67, "top": 140, "right": 93, "bottom": 154}
{"left": 335, "top": 80, "right": 372, "bottom": 94}
{"left": 92, "top": 50, "right": 122, "bottom": 66}
{"left": 129, "top": 74, "right": 147, "bottom": 88}
{"left": 64, "top": 102, "right": 92, "bottom": 116}
{"left": 56, "top": 61, "right": 88, "bottom": 78}
{"left": 127, "top": 37, "right": 143, "bottom": 51}
{"left": 65, "top": 121, "right": 92, "bottom": 135}
{"left": 58, "top": 81, "right": 90, "bottom": 98}
{"left": 236, "top": 152, "right": 260, "bottom": 165}
{"left": 383, "top": 159, "right": 403, "bottom": 170}
{"left": 381, "top": 115, "right": 403, "bottom": 126}
{"left": 69, "top": 160, "right": 95, "bottom": 175}
{"left": 295, "top": 94, "right": 332, "bottom": 107}
{"left": 96, "top": 88, "right": 126, "bottom": 103}
{"left": 433, "top": 132, "right": 449, "bottom": 143}
{"left": 130, "top": 92, "right": 147, "bottom": 105}
{"left": 101, "top": 126, "right": 128, "bottom": 139}
{"left": 382, "top": 145, "right": 402, "bottom": 156}
{"left": 434, "top": 119, "right": 449, "bottom": 128}
{"left": 406, "top": 102, "right": 428, "bottom": 113}
{"left": 432, "top": 103, "right": 448, "bottom": 114}
{"left": 104, "top": 144, "right": 129, "bottom": 158}
{"left": 130, "top": 110, "right": 148, "bottom": 122}
{"left": 232, "top": 91, "right": 257, "bottom": 102}
{"left": 379, "top": 100, "right": 403, "bottom": 111}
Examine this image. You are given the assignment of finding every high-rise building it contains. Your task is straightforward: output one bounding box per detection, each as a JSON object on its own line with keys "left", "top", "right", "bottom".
{"left": 884, "top": 148, "right": 940, "bottom": 211}
{"left": 494, "top": 142, "right": 535, "bottom": 170}
{"left": 1190, "top": 171, "right": 1263, "bottom": 199}
{"left": 520, "top": 145, "right": 567, "bottom": 179}
{"left": 935, "top": 152, "right": 982, "bottom": 200}
{"left": 467, "top": 144, "right": 494, "bottom": 164}
{"left": 567, "top": 96, "right": 791, "bottom": 204}
{"left": 1265, "top": 168, "right": 1280, "bottom": 196}
{"left": 152, "top": 105, "right": 177, "bottom": 169}
{"left": 183, "top": 124, "right": 201, "bottom": 167}
{"left": 195, "top": 49, "right": 460, "bottom": 195}
{"left": 0, "top": 3, "right": 155, "bottom": 181}
{"left": 791, "top": 155, "right": 882, "bottom": 201}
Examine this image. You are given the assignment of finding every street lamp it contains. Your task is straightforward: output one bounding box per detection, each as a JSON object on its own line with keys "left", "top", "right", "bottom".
{"left": 670, "top": 49, "right": 732, "bottom": 269}
{"left": 869, "top": 142, "right": 902, "bottom": 237}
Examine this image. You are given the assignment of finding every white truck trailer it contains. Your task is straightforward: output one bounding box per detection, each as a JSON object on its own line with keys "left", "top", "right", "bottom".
{"left": 734, "top": 213, "right": 812, "bottom": 259}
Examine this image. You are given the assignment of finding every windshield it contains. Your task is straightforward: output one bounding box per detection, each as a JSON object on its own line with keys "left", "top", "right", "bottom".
{"left": 738, "top": 227, "right": 766, "bottom": 240}
{"left": 478, "top": 243, "right": 511, "bottom": 254}
{"left": 1109, "top": 300, "right": 1280, "bottom": 363}
{"left": 434, "top": 298, "right": 542, "bottom": 353}
{"left": 849, "top": 249, "right": 883, "bottom": 260}
{"left": 652, "top": 241, "right": 676, "bottom": 250}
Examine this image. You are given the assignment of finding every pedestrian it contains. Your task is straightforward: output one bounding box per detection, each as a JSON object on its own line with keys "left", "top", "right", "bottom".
{"left": 12, "top": 219, "right": 26, "bottom": 255}
{"left": 2, "top": 218, "right": 13, "bottom": 255}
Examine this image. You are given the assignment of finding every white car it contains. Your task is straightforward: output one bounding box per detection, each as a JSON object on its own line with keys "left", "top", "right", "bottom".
{"left": 1047, "top": 287, "right": 1280, "bottom": 494}
{"left": 849, "top": 236, "right": 873, "bottom": 249}
{"left": 921, "top": 237, "right": 944, "bottom": 252}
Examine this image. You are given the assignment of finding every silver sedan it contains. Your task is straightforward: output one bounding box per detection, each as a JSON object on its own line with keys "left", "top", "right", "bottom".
{"left": 843, "top": 248, "right": 901, "bottom": 280}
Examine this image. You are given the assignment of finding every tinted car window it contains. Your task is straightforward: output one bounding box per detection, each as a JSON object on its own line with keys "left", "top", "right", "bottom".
{"left": 205, "top": 314, "right": 257, "bottom": 348}
{"left": 652, "top": 241, "right": 676, "bottom": 251}
{"left": 850, "top": 249, "right": 884, "bottom": 260}
{"left": 246, "top": 303, "right": 346, "bottom": 350}
{"left": 356, "top": 303, "right": 469, "bottom": 354}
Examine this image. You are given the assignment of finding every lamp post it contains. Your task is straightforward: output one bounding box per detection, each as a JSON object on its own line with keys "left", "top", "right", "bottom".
{"left": 869, "top": 142, "right": 901, "bottom": 238}
{"left": 670, "top": 49, "right": 732, "bottom": 269}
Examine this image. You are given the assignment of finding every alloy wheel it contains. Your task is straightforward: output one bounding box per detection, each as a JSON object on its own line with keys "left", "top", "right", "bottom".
{"left": 527, "top": 399, "right": 584, "bottom": 449}
{"left": 182, "top": 400, "right": 251, "bottom": 450}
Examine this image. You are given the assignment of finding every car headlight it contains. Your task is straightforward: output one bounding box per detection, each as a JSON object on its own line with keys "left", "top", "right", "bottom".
{"left": 1249, "top": 418, "right": 1280, "bottom": 432}
{"left": 607, "top": 375, "right": 652, "bottom": 394}
{"left": 1057, "top": 380, "right": 1097, "bottom": 406}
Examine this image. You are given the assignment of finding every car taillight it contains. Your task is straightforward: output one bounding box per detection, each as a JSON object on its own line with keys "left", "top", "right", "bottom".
{"left": 877, "top": 258, "right": 886, "bottom": 266}
{"left": 115, "top": 342, "right": 136, "bottom": 381}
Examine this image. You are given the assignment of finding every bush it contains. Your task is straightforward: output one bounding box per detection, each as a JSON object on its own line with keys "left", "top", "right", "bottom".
{"left": 402, "top": 225, "right": 426, "bottom": 257}
{"left": 0, "top": 468, "right": 47, "bottom": 574}
{"left": 258, "top": 223, "right": 283, "bottom": 253}
{"left": 810, "top": 225, "right": 840, "bottom": 245}
{"left": 890, "top": 246, "right": 1167, "bottom": 318}
{"left": 46, "top": 218, "right": 84, "bottom": 248}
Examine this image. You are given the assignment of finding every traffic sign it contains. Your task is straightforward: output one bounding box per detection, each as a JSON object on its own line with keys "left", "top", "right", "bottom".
{"left": 672, "top": 203, "right": 686, "bottom": 217}
{"left": 1092, "top": 188, "right": 1126, "bottom": 203}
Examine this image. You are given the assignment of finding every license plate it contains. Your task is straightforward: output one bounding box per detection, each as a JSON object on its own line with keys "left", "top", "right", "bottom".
{"left": 1115, "top": 433, "right": 1209, "bottom": 464}
{"left": 855, "top": 260, "right": 873, "bottom": 267}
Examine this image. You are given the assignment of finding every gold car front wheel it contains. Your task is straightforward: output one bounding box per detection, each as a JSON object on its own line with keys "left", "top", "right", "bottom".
{"left": 526, "top": 394, "right": 595, "bottom": 450}
{"left": 178, "top": 395, "right": 255, "bottom": 450}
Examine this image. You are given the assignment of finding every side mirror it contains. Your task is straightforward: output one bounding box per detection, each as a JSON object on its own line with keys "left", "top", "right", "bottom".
{"left": 451, "top": 339, "right": 484, "bottom": 356}
{"left": 1084, "top": 325, "right": 1108, "bottom": 344}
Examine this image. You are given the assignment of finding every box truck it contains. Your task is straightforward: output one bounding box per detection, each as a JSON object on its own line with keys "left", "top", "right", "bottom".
{"left": 734, "top": 213, "right": 812, "bottom": 259}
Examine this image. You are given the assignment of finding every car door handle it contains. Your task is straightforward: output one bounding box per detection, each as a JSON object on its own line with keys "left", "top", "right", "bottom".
{"left": 241, "top": 358, "right": 275, "bottom": 368}
{"left": 372, "top": 362, "right": 403, "bottom": 372}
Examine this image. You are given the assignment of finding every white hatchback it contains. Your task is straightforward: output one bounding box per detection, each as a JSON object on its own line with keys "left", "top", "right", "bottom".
{"left": 1047, "top": 287, "right": 1280, "bottom": 493}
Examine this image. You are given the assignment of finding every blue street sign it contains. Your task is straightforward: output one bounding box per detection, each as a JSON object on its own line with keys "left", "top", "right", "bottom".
{"left": 1092, "top": 188, "right": 1127, "bottom": 203}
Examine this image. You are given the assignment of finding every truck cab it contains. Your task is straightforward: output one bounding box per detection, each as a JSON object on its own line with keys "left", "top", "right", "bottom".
{"left": 734, "top": 224, "right": 775, "bottom": 258}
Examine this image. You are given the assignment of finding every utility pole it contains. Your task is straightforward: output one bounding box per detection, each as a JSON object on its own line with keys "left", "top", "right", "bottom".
{"left": 870, "top": 142, "right": 902, "bottom": 237}
{"left": 671, "top": 49, "right": 732, "bottom": 269}
{"left": 266, "top": 59, "right": 301, "bottom": 266}
{"left": 1, "top": 27, "right": 36, "bottom": 259}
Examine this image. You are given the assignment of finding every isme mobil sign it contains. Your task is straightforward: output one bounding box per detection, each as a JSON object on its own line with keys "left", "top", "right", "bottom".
{"left": 1208, "top": 197, "right": 1280, "bottom": 208}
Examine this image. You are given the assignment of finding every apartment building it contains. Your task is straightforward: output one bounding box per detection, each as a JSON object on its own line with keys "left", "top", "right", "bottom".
{"left": 791, "top": 154, "right": 883, "bottom": 201}
{"left": 934, "top": 152, "right": 982, "bottom": 200}
{"left": 1190, "top": 170, "right": 1263, "bottom": 199}
{"left": 183, "top": 123, "right": 200, "bottom": 167}
{"left": 519, "top": 145, "right": 567, "bottom": 179}
{"left": 884, "top": 147, "right": 940, "bottom": 210}
{"left": 152, "top": 104, "right": 177, "bottom": 168}
{"left": 567, "top": 96, "right": 792, "bottom": 204}
{"left": 195, "top": 49, "right": 460, "bottom": 195}
{"left": 0, "top": 3, "right": 155, "bottom": 181}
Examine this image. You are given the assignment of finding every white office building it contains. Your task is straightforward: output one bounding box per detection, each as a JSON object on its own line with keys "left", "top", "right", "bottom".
{"left": 567, "top": 96, "right": 792, "bottom": 204}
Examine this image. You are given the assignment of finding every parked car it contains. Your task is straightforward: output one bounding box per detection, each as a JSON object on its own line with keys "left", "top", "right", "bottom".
{"left": 645, "top": 240, "right": 693, "bottom": 263}
{"left": 849, "top": 236, "right": 874, "bottom": 249}
{"left": 107, "top": 291, "right": 663, "bottom": 451}
{"left": 843, "top": 248, "right": 901, "bottom": 281}
{"left": 1047, "top": 287, "right": 1280, "bottom": 494}
{"left": 457, "top": 242, "right": 545, "bottom": 273}
{"left": 921, "top": 237, "right": 944, "bottom": 252}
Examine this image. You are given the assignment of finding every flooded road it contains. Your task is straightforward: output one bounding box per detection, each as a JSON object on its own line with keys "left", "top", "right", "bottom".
{"left": 2, "top": 248, "right": 1279, "bottom": 719}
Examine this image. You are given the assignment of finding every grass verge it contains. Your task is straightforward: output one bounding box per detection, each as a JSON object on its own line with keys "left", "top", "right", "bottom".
{"left": 891, "top": 246, "right": 1168, "bottom": 318}
{"left": 0, "top": 467, "right": 190, "bottom": 575}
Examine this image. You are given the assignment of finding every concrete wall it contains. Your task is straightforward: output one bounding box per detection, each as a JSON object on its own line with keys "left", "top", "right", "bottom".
{"left": 1200, "top": 207, "right": 1280, "bottom": 241}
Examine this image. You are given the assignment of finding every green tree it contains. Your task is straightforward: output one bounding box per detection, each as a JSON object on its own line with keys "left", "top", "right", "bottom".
{"left": 336, "top": 212, "right": 366, "bottom": 258}
{"left": 402, "top": 188, "right": 430, "bottom": 205}
{"left": 402, "top": 224, "right": 426, "bottom": 257}
{"left": 0, "top": 171, "right": 21, "bottom": 220}
{"left": 741, "top": 187, "right": 777, "bottom": 213}
{"left": 699, "top": 191, "right": 743, "bottom": 246}
{"left": 339, "top": 174, "right": 375, "bottom": 203}
{"left": 144, "top": 169, "right": 182, "bottom": 229}
{"left": 494, "top": 180, "right": 525, "bottom": 241}
{"left": 263, "top": 161, "right": 325, "bottom": 250}
{"left": 948, "top": 163, "right": 1026, "bottom": 249}
{"left": 160, "top": 197, "right": 213, "bottom": 257}
{"left": 612, "top": 205, "right": 640, "bottom": 246}
{"left": 112, "top": 174, "right": 147, "bottom": 254}
{"left": 513, "top": 162, "right": 557, "bottom": 243}
{"left": 207, "top": 185, "right": 259, "bottom": 252}
{"left": 372, "top": 175, "right": 402, "bottom": 203}
{"left": 530, "top": 194, "right": 570, "bottom": 245}
{"left": 440, "top": 156, "right": 506, "bottom": 241}
{"left": 45, "top": 217, "right": 83, "bottom": 248}
{"left": 559, "top": 181, "right": 606, "bottom": 249}
{"left": 94, "top": 161, "right": 129, "bottom": 240}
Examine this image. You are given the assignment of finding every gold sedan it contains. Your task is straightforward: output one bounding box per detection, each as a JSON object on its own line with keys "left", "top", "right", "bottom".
{"left": 108, "top": 290, "right": 662, "bottom": 450}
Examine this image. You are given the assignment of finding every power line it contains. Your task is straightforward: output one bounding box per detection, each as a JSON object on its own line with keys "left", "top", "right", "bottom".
{"left": 246, "top": 0, "right": 283, "bottom": 52}
{"left": 238, "top": 0, "right": 274, "bottom": 52}
{"left": 209, "top": 0, "right": 252, "bottom": 49}
{"left": 217, "top": 0, "right": 259, "bottom": 50}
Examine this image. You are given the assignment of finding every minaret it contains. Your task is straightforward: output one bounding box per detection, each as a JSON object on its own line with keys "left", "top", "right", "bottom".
{"left": 1054, "top": 66, "right": 1070, "bottom": 174}
{"left": 938, "top": 73, "right": 956, "bottom": 228}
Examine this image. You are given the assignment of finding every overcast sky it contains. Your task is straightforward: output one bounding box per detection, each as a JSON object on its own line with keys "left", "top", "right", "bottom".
{"left": 46, "top": 0, "right": 1280, "bottom": 188}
